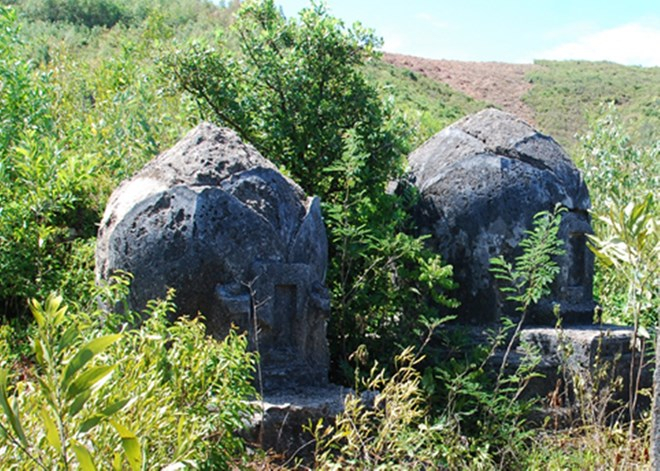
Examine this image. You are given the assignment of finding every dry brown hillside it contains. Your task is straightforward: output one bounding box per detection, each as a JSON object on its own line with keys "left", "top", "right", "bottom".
{"left": 383, "top": 52, "right": 538, "bottom": 125}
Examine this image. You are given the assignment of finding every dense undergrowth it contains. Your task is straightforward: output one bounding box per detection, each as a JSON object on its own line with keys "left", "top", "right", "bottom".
{"left": 0, "top": 0, "right": 658, "bottom": 468}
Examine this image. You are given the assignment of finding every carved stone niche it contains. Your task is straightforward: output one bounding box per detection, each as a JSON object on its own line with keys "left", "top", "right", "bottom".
{"left": 405, "top": 109, "right": 595, "bottom": 324}
{"left": 216, "top": 262, "right": 330, "bottom": 390}
{"left": 96, "top": 123, "right": 330, "bottom": 390}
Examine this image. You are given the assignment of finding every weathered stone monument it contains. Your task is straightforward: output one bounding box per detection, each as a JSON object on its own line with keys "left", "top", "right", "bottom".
{"left": 96, "top": 123, "right": 330, "bottom": 390}
{"left": 406, "top": 109, "right": 650, "bottom": 421}
{"left": 406, "top": 108, "right": 595, "bottom": 324}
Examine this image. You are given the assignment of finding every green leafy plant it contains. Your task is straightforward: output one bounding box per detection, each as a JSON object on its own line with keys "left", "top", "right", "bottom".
{"left": 167, "top": 0, "right": 403, "bottom": 200}
{"left": 577, "top": 107, "right": 659, "bottom": 327}
{"left": 0, "top": 5, "right": 52, "bottom": 158}
{"left": 490, "top": 204, "right": 566, "bottom": 383}
{"left": 0, "top": 293, "right": 131, "bottom": 470}
{"left": 324, "top": 137, "right": 457, "bottom": 378}
{"left": 313, "top": 346, "right": 444, "bottom": 469}
{"left": 0, "top": 288, "right": 258, "bottom": 469}
{"left": 0, "top": 3, "right": 196, "bottom": 316}
{"left": 414, "top": 207, "right": 566, "bottom": 468}
{"left": 588, "top": 195, "right": 658, "bottom": 445}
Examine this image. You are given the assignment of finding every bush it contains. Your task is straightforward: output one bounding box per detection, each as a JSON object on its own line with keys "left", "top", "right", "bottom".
{"left": 20, "top": 0, "right": 129, "bottom": 28}
{"left": 0, "top": 288, "right": 257, "bottom": 469}
{"left": 168, "top": 0, "right": 403, "bottom": 200}
{"left": 314, "top": 347, "right": 443, "bottom": 469}
{"left": 0, "top": 5, "right": 51, "bottom": 157}
{"left": 578, "top": 107, "right": 659, "bottom": 327}
{"left": 0, "top": 4, "right": 195, "bottom": 316}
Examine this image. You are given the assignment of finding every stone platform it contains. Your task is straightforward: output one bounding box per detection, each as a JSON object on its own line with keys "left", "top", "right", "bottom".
{"left": 242, "top": 385, "right": 351, "bottom": 460}
{"left": 500, "top": 324, "right": 652, "bottom": 423}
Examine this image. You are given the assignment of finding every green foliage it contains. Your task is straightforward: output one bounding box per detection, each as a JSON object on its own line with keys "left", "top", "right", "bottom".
{"left": 0, "top": 289, "right": 257, "bottom": 469}
{"left": 324, "top": 139, "right": 457, "bottom": 378}
{"left": 589, "top": 195, "right": 659, "bottom": 325}
{"left": 2, "top": 0, "right": 657, "bottom": 465}
{"left": 314, "top": 347, "right": 444, "bottom": 469}
{"left": 577, "top": 108, "right": 659, "bottom": 326}
{"left": 0, "top": 5, "right": 51, "bottom": 157}
{"left": 413, "top": 208, "right": 566, "bottom": 468}
{"left": 0, "top": 3, "right": 198, "bottom": 315}
{"left": 524, "top": 60, "right": 660, "bottom": 151}
{"left": 524, "top": 425, "right": 649, "bottom": 470}
{"left": 0, "top": 7, "right": 99, "bottom": 311}
{"left": 14, "top": 0, "right": 234, "bottom": 31}
{"left": 490, "top": 205, "right": 566, "bottom": 315}
{"left": 313, "top": 336, "right": 539, "bottom": 469}
{"left": 21, "top": 0, "right": 129, "bottom": 28}
{"left": 428, "top": 339, "right": 541, "bottom": 469}
{"left": 167, "top": 0, "right": 405, "bottom": 200}
{"left": 0, "top": 293, "right": 129, "bottom": 469}
{"left": 489, "top": 205, "right": 564, "bottom": 390}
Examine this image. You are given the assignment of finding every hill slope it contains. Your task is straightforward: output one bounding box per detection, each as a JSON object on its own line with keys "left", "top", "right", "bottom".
{"left": 382, "top": 53, "right": 660, "bottom": 151}
{"left": 383, "top": 52, "right": 536, "bottom": 125}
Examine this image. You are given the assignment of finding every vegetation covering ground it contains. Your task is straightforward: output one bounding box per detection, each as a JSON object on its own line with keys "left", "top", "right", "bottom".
{"left": 526, "top": 60, "right": 660, "bottom": 150}
{"left": 0, "top": 0, "right": 658, "bottom": 469}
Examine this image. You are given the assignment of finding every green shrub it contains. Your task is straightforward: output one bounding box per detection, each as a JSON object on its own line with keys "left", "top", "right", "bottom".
{"left": 0, "top": 5, "right": 51, "bottom": 157}
{"left": 417, "top": 208, "right": 566, "bottom": 468}
{"left": 577, "top": 107, "right": 659, "bottom": 327}
{"left": 324, "top": 138, "right": 457, "bottom": 378}
{"left": 0, "top": 4, "right": 195, "bottom": 315}
{"left": 0, "top": 288, "right": 257, "bottom": 469}
{"left": 314, "top": 347, "right": 444, "bottom": 469}
{"left": 167, "top": 0, "right": 404, "bottom": 200}
{"left": 22, "top": 0, "right": 129, "bottom": 28}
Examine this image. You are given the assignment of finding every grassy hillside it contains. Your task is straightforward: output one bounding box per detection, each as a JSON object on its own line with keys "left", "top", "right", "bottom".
{"left": 524, "top": 60, "right": 660, "bottom": 150}
{"left": 365, "top": 60, "right": 486, "bottom": 148}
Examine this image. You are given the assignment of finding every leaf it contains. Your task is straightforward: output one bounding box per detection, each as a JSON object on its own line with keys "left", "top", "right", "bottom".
{"left": 110, "top": 420, "right": 142, "bottom": 471}
{"left": 57, "top": 325, "right": 80, "bottom": 354}
{"left": 0, "top": 368, "right": 28, "bottom": 447}
{"left": 79, "top": 415, "right": 103, "bottom": 434}
{"left": 78, "top": 398, "right": 133, "bottom": 434}
{"left": 41, "top": 406, "right": 61, "bottom": 451}
{"left": 46, "top": 293, "right": 67, "bottom": 326}
{"left": 112, "top": 452, "right": 122, "bottom": 471}
{"left": 33, "top": 337, "right": 45, "bottom": 366}
{"left": 29, "top": 298, "right": 45, "bottom": 328}
{"left": 101, "top": 397, "right": 132, "bottom": 418}
{"left": 66, "top": 365, "right": 116, "bottom": 401}
{"left": 62, "top": 334, "right": 121, "bottom": 389}
{"left": 69, "top": 389, "right": 91, "bottom": 418}
{"left": 72, "top": 441, "right": 97, "bottom": 471}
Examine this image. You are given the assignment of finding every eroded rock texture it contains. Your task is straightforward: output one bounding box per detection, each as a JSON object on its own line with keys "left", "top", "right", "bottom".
{"left": 96, "top": 123, "right": 330, "bottom": 389}
{"left": 407, "top": 109, "right": 594, "bottom": 324}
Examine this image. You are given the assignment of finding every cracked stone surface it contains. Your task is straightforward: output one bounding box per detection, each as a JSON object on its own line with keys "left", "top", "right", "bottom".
{"left": 96, "top": 123, "right": 330, "bottom": 389}
{"left": 405, "top": 109, "right": 594, "bottom": 324}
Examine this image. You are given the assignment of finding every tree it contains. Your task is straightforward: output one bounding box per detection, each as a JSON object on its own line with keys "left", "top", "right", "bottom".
{"left": 167, "top": 0, "right": 404, "bottom": 199}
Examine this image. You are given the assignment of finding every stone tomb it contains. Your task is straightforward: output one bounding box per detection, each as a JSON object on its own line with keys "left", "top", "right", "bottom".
{"left": 406, "top": 108, "right": 595, "bottom": 324}
{"left": 96, "top": 123, "right": 330, "bottom": 390}
{"left": 407, "top": 109, "right": 648, "bottom": 420}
